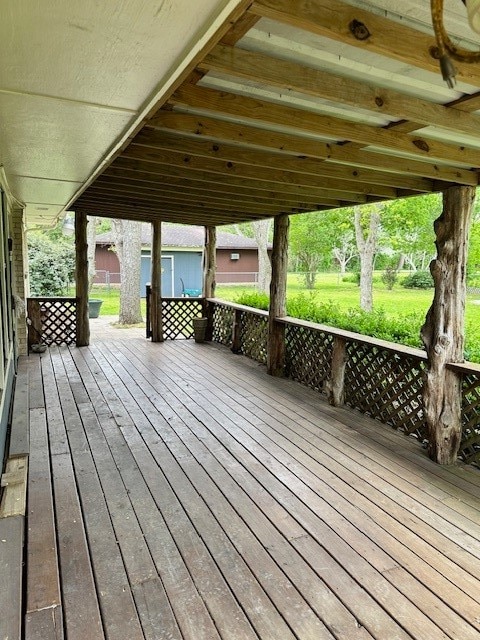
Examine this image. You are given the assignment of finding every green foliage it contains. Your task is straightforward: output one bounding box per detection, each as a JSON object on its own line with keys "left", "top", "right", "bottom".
{"left": 381, "top": 266, "right": 398, "bottom": 290}
{"left": 401, "top": 271, "right": 434, "bottom": 290}
{"left": 235, "top": 290, "right": 424, "bottom": 348}
{"left": 235, "top": 291, "right": 269, "bottom": 310}
{"left": 28, "top": 232, "right": 75, "bottom": 296}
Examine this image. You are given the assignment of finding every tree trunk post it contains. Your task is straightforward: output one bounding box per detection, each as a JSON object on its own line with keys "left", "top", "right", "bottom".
{"left": 231, "top": 309, "right": 242, "bottom": 354}
{"left": 421, "top": 185, "right": 475, "bottom": 465}
{"left": 325, "top": 337, "right": 347, "bottom": 406}
{"left": 203, "top": 226, "right": 216, "bottom": 341}
{"left": 267, "top": 214, "right": 289, "bottom": 377}
{"left": 151, "top": 219, "right": 163, "bottom": 342}
{"left": 203, "top": 226, "right": 216, "bottom": 298}
{"left": 75, "top": 211, "right": 90, "bottom": 347}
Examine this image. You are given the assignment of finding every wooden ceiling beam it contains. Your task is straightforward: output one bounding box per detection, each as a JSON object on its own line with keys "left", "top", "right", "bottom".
{"left": 133, "top": 127, "right": 436, "bottom": 192}
{"left": 119, "top": 146, "right": 411, "bottom": 199}
{"left": 200, "top": 44, "right": 480, "bottom": 139}
{"left": 248, "top": 0, "right": 480, "bottom": 87}
{"left": 94, "top": 176, "right": 341, "bottom": 209}
{"left": 162, "top": 86, "right": 479, "bottom": 186}
{"left": 74, "top": 195, "right": 286, "bottom": 221}
{"left": 85, "top": 183, "right": 323, "bottom": 213}
{"left": 104, "top": 162, "right": 368, "bottom": 201}
{"left": 200, "top": 46, "right": 480, "bottom": 167}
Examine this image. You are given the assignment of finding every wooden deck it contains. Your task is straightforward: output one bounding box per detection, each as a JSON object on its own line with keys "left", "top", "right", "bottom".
{"left": 24, "top": 337, "right": 480, "bottom": 640}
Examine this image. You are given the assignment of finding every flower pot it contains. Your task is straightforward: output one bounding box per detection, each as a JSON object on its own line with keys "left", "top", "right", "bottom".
{"left": 88, "top": 299, "right": 103, "bottom": 319}
{"left": 192, "top": 317, "right": 208, "bottom": 343}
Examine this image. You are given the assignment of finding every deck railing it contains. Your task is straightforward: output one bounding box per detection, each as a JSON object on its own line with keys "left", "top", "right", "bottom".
{"left": 26, "top": 297, "right": 77, "bottom": 348}
{"left": 208, "top": 298, "right": 480, "bottom": 467}
{"left": 145, "top": 286, "right": 207, "bottom": 339}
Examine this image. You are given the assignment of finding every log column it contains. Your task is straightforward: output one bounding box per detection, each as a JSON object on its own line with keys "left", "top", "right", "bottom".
{"left": 421, "top": 185, "right": 475, "bottom": 464}
{"left": 203, "top": 226, "right": 216, "bottom": 298}
{"left": 75, "top": 211, "right": 90, "bottom": 346}
{"left": 151, "top": 219, "right": 163, "bottom": 342}
{"left": 267, "top": 214, "right": 289, "bottom": 377}
{"left": 203, "top": 225, "right": 216, "bottom": 341}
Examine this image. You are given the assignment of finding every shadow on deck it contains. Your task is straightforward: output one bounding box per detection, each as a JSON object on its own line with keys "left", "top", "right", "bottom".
{"left": 23, "top": 335, "right": 480, "bottom": 640}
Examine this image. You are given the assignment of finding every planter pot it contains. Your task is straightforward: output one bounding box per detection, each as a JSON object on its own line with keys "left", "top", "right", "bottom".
{"left": 192, "top": 317, "right": 208, "bottom": 343}
{"left": 88, "top": 299, "right": 103, "bottom": 319}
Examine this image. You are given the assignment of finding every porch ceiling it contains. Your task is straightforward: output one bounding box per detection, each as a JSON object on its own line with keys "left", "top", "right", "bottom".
{"left": 71, "top": 0, "right": 480, "bottom": 226}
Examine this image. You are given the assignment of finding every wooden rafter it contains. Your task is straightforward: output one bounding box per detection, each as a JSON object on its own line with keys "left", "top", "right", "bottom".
{"left": 71, "top": 0, "right": 480, "bottom": 225}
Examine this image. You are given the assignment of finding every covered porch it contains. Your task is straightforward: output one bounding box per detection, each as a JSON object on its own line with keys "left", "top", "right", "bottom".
{"left": 21, "top": 332, "right": 480, "bottom": 639}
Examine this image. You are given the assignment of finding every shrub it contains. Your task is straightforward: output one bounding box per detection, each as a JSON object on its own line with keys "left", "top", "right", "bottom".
{"left": 401, "top": 271, "right": 433, "bottom": 289}
{"left": 381, "top": 266, "right": 398, "bottom": 290}
{"left": 28, "top": 233, "right": 75, "bottom": 296}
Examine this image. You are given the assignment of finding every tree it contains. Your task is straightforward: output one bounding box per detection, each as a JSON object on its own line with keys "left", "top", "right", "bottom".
{"left": 112, "top": 219, "right": 143, "bottom": 324}
{"left": 380, "top": 194, "right": 440, "bottom": 272}
{"left": 354, "top": 204, "right": 382, "bottom": 311}
{"left": 28, "top": 232, "right": 74, "bottom": 296}
{"left": 289, "top": 209, "right": 355, "bottom": 288}
{"left": 252, "top": 219, "right": 272, "bottom": 294}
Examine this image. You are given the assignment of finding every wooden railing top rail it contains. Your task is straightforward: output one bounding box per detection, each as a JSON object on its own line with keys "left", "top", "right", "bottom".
{"left": 447, "top": 360, "right": 480, "bottom": 374}
{"left": 207, "top": 298, "right": 269, "bottom": 318}
{"left": 276, "top": 315, "right": 428, "bottom": 361}
{"left": 27, "top": 296, "right": 78, "bottom": 302}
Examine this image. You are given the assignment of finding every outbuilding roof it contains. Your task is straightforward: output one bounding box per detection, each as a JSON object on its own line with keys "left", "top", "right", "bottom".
{"left": 96, "top": 222, "right": 264, "bottom": 249}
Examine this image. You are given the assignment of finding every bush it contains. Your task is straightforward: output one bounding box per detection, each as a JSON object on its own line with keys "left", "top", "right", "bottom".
{"left": 235, "top": 291, "right": 424, "bottom": 348}
{"left": 401, "top": 271, "right": 433, "bottom": 289}
{"left": 381, "top": 266, "right": 398, "bottom": 290}
{"left": 28, "top": 233, "right": 75, "bottom": 296}
{"left": 342, "top": 272, "right": 360, "bottom": 285}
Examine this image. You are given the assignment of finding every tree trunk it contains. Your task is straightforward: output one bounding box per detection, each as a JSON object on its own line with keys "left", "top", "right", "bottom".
{"left": 203, "top": 226, "right": 216, "bottom": 298}
{"left": 151, "top": 220, "right": 163, "bottom": 342}
{"left": 267, "top": 214, "right": 289, "bottom": 377}
{"left": 75, "top": 211, "right": 90, "bottom": 346}
{"left": 252, "top": 219, "right": 272, "bottom": 294}
{"left": 113, "top": 219, "right": 143, "bottom": 325}
{"left": 420, "top": 185, "right": 475, "bottom": 465}
{"left": 354, "top": 205, "right": 381, "bottom": 312}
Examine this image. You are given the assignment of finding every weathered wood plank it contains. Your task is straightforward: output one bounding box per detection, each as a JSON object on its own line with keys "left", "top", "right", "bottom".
{"left": 0, "top": 455, "right": 28, "bottom": 517}
{"left": 9, "top": 356, "right": 29, "bottom": 456}
{"left": 25, "top": 606, "right": 64, "bottom": 640}
{"left": 26, "top": 407, "right": 62, "bottom": 615}
{"left": 0, "top": 515, "right": 24, "bottom": 640}
{"left": 47, "top": 348, "right": 144, "bottom": 640}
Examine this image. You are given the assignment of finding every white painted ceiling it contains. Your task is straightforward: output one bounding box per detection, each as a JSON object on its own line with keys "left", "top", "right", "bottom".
{"left": 0, "top": 0, "right": 245, "bottom": 226}
{"left": 2, "top": 0, "right": 480, "bottom": 227}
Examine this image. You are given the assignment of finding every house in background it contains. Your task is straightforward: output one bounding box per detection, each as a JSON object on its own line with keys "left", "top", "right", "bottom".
{"left": 95, "top": 222, "right": 268, "bottom": 296}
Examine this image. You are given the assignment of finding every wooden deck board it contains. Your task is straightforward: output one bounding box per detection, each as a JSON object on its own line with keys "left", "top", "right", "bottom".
{"left": 109, "top": 340, "right": 477, "bottom": 640}
{"left": 21, "top": 338, "right": 480, "bottom": 640}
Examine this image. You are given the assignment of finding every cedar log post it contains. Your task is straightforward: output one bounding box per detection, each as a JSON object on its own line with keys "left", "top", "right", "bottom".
{"left": 267, "top": 214, "right": 289, "bottom": 376}
{"left": 325, "top": 337, "right": 347, "bottom": 406}
{"left": 203, "top": 226, "right": 216, "bottom": 341}
{"left": 151, "top": 219, "right": 163, "bottom": 342}
{"left": 75, "top": 211, "right": 90, "bottom": 346}
{"left": 421, "top": 185, "right": 475, "bottom": 465}
{"left": 203, "top": 226, "right": 216, "bottom": 298}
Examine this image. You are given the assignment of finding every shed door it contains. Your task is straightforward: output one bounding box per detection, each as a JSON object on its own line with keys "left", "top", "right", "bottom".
{"left": 140, "top": 255, "right": 174, "bottom": 297}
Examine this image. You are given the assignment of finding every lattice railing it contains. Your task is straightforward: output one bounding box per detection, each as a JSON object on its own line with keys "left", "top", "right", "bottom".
{"left": 240, "top": 311, "right": 268, "bottom": 364}
{"left": 344, "top": 342, "right": 426, "bottom": 439}
{"left": 285, "top": 323, "right": 334, "bottom": 393}
{"left": 209, "top": 301, "right": 480, "bottom": 468}
{"left": 449, "top": 363, "right": 480, "bottom": 466}
{"left": 211, "top": 302, "right": 234, "bottom": 347}
{"left": 162, "top": 298, "right": 205, "bottom": 340}
{"left": 27, "top": 297, "right": 77, "bottom": 347}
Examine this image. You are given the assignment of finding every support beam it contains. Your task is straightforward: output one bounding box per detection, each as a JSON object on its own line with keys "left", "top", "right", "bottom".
{"left": 267, "top": 214, "right": 289, "bottom": 376}
{"left": 150, "top": 220, "right": 163, "bottom": 342}
{"left": 203, "top": 226, "right": 216, "bottom": 298}
{"left": 75, "top": 211, "right": 89, "bottom": 347}
{"left": 421, "top": 185, "right": 475, "bottom": 465}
